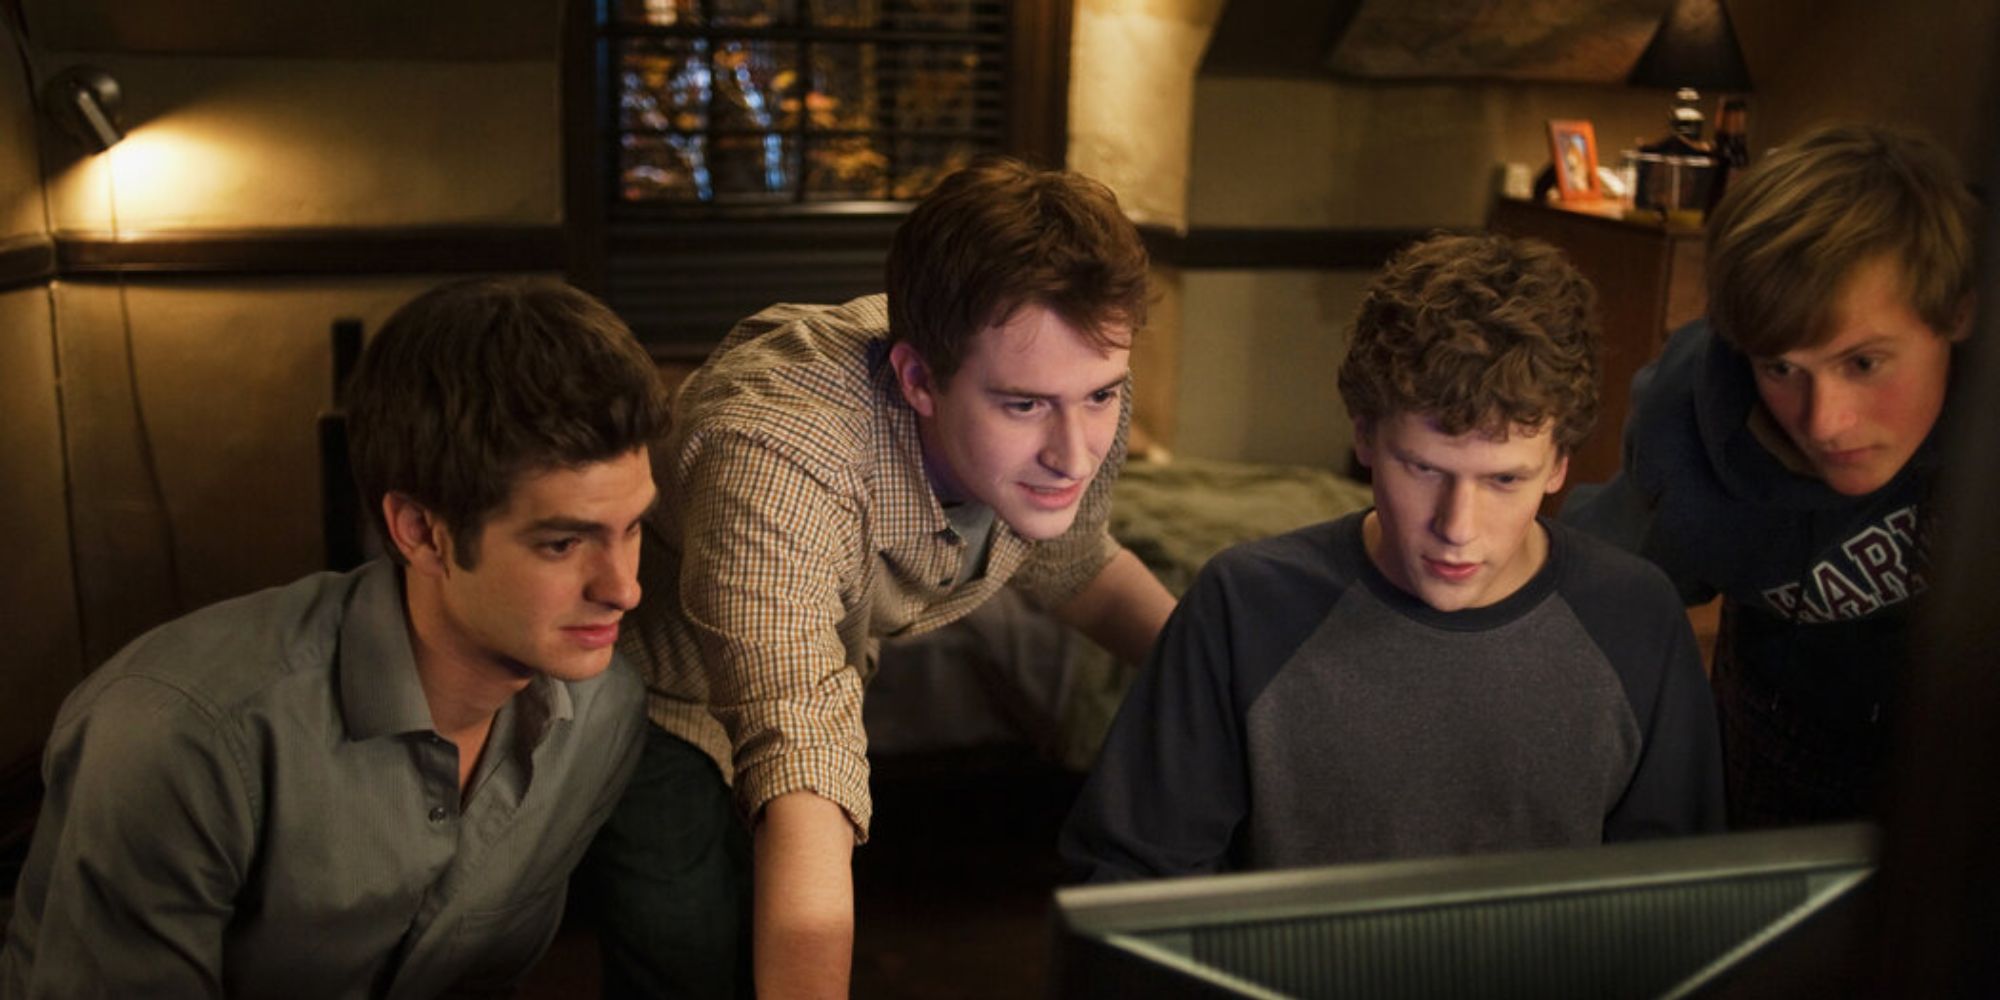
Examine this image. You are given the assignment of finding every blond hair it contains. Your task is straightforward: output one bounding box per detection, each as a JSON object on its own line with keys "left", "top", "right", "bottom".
{"left": 1705, "top": 124, "right": 1976, "bottom": 357}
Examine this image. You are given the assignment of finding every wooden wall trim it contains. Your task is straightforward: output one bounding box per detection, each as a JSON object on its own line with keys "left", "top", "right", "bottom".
{"left": 0, "top": 233, "right": 56, "bottom": 291}
{"left": 1009, "top": 0, "right": 1073, "bottom": 170}
{"left": 560, "top": 0, "right": 607, "bottom": 294}
{"left": 43, "top": 226, "right": 566, "bottom": 278}
{"left": 1144, "top": 225, "right": 1445, "bottom": 271}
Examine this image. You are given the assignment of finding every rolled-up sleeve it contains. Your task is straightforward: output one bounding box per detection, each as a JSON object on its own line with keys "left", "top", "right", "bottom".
{"left": 675, "top": 428, "right": 875, "bottom": 839}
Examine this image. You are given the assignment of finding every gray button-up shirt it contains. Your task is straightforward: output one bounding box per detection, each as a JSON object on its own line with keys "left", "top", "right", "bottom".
{"left": 2, "top": 560, "right": 645, "bottom": 998}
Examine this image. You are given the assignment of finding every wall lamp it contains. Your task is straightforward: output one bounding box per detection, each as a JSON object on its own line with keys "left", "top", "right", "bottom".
{"left": 42, "top": 66, "right": 126, "bottom": 153}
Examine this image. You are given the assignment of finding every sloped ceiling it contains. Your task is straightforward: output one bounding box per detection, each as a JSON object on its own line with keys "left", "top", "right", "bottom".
{"left": 1201, "top": 0, "right": 1674, "bottom": 83}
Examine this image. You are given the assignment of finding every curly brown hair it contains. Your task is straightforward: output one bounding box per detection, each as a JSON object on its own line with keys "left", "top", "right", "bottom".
{"left": 1338, "top": 232, "right": 1601, "bottom": 452}
{"left": 886, "top": 157, "right": 1150, "bottom": 381}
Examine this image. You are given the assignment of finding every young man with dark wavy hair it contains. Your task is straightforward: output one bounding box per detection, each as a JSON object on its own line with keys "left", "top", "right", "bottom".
{"left": 585, "top": 158, "right": 1177, "bottom": 997}
{"left": 1060, "top": 233, "right": 1724, "bottom": 881}
{"left": 2, "top": 278, "right": 663, "bottom": 996}
{"left": 1562, "top": 124, "right": 1978, "bottom": 828}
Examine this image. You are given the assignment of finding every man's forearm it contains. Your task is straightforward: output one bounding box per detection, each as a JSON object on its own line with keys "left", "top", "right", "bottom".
{"left": 753, "top": 791, "right": 856, "bottom": 999}
{"left": 1054, "top": 548, "right": 1175, "bottom": 664}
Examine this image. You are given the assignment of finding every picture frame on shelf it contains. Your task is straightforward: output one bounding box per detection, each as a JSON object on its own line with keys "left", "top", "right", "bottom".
{"left": 1547, "top": 119, "right": 1600, "bottom": 201}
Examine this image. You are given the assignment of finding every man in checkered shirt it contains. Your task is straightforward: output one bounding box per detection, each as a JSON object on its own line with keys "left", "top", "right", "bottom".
{"left": 576, "top": 158, "right": 1176, "bottom": 998}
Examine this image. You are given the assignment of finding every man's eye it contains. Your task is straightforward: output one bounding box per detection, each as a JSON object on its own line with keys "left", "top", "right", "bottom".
{"left": 1492, "top": 475, "right": 1521, "bottom": 488}
{"left": 1757, "top": 360, "right": 1796, "bottom": 380}
{"left": 1850, "top": 354, "right": 1883, "bottom": 375}
{"left": 540, "top": 538, "right": 581, "bottom": 556}
{"left": 1088, "top": 388, "right": 1120, "bottom": 406}
{"left": 1003, "top": 400, "right": 1041, "bottom": 414}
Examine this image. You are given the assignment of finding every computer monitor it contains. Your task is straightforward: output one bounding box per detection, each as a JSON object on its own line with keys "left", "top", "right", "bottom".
{"left": 1050, "top": 823, "right": 1872, "bottom": 999}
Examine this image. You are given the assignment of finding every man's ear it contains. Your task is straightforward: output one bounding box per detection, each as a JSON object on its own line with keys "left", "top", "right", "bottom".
{"left": 1350, "top": 418, "right": 1376, "bottom": 469}
{"left": 1949, "top": 293, "right": 1978, "bottom": 343}
{"left": 889, "top": 341, "right": 940, "bottom": 418}
{"left": 383, "top": 492, "right": 451, "bottom": 575}
{"left": 1545, "top": 450, "right": 1571, "bottom": 495}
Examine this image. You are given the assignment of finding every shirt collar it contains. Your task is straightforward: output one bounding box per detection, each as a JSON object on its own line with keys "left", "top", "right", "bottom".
{"left": 517, "top": 672, "right": 575, "bottom": 750}
{"left": 869, "top": 339, "right": 956, "bottom": 541}
{"left": 338, "top": 560, "right": 436, "bottom": 740}
{"left": 335, "top": 560, "right": 576, "bottom": 747}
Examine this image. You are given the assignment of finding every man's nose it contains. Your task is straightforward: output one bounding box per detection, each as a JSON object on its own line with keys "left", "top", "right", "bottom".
{"left": 1431, "top": 479, "right": 1477, "bottom": 546}
{"left": 1040, "top": 408, "right": 1090, "bottom": 479}
{"left": 589, "top": 537, "right": 643, "bottom": 612}
{"left": 1803, "top": 377, "right": 1859, "bottom": 444}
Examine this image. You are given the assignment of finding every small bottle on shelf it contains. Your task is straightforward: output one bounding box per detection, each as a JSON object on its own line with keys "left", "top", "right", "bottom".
{"left": 1707, "top": 98, "right": 1750, "bottom": 210}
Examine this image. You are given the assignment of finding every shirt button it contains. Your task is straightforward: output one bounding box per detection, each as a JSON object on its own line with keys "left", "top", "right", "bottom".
{"left": 428, "top": 806, "right": 448, "bottom": 823}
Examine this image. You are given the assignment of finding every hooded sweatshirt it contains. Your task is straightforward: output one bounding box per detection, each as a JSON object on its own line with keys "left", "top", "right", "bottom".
{"left": 1562, "top": 320, "right": 1942, "bottom": 759}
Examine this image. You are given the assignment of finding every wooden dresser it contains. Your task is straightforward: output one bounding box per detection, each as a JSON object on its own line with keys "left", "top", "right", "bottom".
{"left": 1487, "top": 197, "right": 1708, "bottom": 500}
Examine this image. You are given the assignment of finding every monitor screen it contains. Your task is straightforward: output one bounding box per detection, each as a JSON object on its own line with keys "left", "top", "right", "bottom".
{"left": 1051, "top": 823, "right": 1872, "bottom": 999}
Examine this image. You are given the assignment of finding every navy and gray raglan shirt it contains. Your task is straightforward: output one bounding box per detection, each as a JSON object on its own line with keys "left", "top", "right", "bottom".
{"left": 1059, "top": 511, "right": 1725, "bottom": 882}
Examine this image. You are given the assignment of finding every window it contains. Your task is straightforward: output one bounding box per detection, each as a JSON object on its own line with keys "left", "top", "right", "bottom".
{"left": 570, "top": 0, "right": 1070, "bottom": 352}
{"left": 608, "top": 0, "right": 1014, "bottom": 205}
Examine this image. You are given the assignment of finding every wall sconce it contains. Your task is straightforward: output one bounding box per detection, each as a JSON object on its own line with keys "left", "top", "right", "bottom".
{"left": 41, "top": 66, "right": 126, "bottom": 153}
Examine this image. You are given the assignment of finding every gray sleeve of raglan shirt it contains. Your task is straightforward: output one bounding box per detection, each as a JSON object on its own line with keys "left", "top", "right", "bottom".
{"left": 1550, "top": 522, "right": 1728, "bottom": 839}
{"left": 1057, "top": 523, "right": 1352, "bottom": 883}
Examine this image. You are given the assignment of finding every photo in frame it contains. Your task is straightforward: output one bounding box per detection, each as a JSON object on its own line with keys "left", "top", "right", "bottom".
{"left": 1547, "top": 119, "right": 1600, "bottom": 200}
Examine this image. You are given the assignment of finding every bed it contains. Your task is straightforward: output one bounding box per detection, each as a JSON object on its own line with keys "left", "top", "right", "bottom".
{"left": 864, "top": 456, "right": 1375, "bottom": 769}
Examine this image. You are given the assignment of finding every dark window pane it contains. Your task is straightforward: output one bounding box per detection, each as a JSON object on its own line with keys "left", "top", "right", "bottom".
{"left": 711, "top": 0, "right": 794, "bottom": 27}
{"left": 611, "top": 0, "right": 701, "bottom": 27}
{"left": 881, "top": 44, "right": 991, "bottom": 133}
{"left": 604, "top": 0, "right": 1015, "bottom": 209}
{"left": 804, "top": 135, "right": 890, "bottom": 199}
{"left": 709, "top": 132, "right": 799, "bottom": 201}
{"left": 619, "top": 39, "right": 711, "bottom": 133}
{"left": 883, "top": 0, "right": 994, "bottom": 32}
{"left": 807, "top": 0, "right": 1003, "bottom": 32}
{"left": 713, "top": 39, "right": 801, "bottom": 133}
{"left": 808, "top": 43, "right": 881, "bottom": 132}
{"left": 806, "top": 0, "right": 879, "bottom": 29}
{"left": 622, "top": 133, "right": 713, "bottom": 202}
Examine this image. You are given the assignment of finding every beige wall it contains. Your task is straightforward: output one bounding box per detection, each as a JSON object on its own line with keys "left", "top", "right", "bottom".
{"left": 1, "top": 36, "right": 43, "bottom": 237}
{"left": 1177, "top": 269, "right": 1372, "bottom": 469}
{"left": 51, "top": 279, "right": 458, "bottom": 666}
{"left": 1177, "top": 77, "right": 1667, "bottom": 467}
{"left": 2, "top": 2, "right": 566, "bottom": 756}
{"left": 1068, "top": 0, "right": 1228, "bottom": 231}
{"left": 1067, "top": 0, "right": 1227, "bottom": 452}
{"left": 40, "top": 56, "right": 560, "bottom": 231}
{"left": 0, "top": 283, "right": 81, "bottom": 767}
{"left": 1, "top": 11, "right": 82, "bottom": 768}
{"left": 1189, "top": 79, "right": 1669, "bottom": 230}
{"left": 1174, "top": 1, "right": 1998, "bottom": 468}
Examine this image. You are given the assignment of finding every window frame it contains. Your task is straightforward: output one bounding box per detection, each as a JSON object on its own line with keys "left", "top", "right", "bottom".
{"left": 563, "top": 0, "right": 1071, "bottom": 305}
